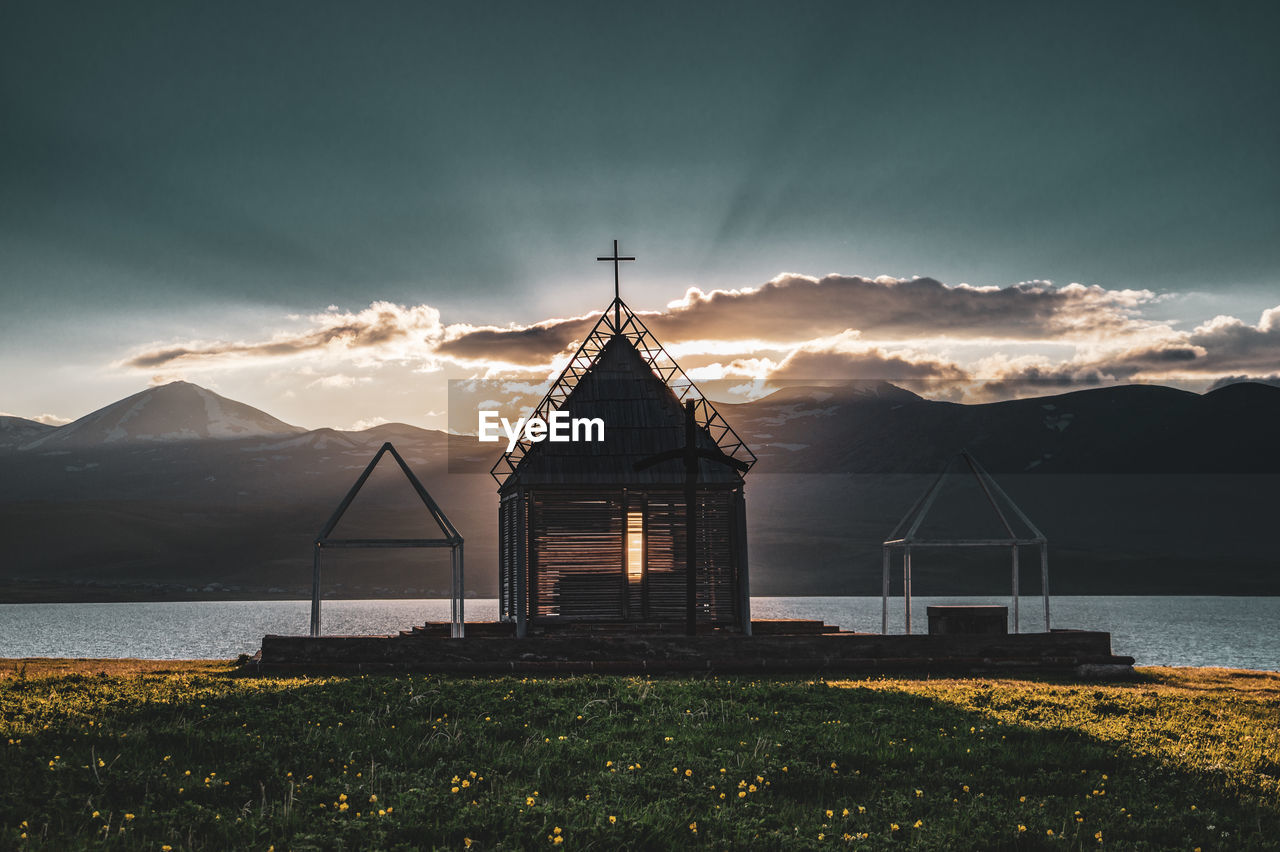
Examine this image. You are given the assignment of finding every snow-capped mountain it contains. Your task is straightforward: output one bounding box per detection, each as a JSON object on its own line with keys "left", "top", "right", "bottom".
{"left": 0, "top": 415, "right": 55, "bottom": 449}
{"left": 3, "top": 379, "right": 1279, "bottom": 599}
{"left": 21, "top": 381, "right": 305, "bottom": 449}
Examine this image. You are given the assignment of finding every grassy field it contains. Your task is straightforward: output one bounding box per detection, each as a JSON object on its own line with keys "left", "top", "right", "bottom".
{"left": 1, "top": 661, "right": 1277, "bottom": 850}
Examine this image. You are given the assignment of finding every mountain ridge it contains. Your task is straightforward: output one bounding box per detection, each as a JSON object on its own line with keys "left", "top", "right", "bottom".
{"left": 3, "top": 379, "right": 1278, "bottom": 598}
{"left": 21, "top": 381, "right": 306, "bottom": 450}
{"left": 0, "top": 415, "right": 55, "bottom": 450}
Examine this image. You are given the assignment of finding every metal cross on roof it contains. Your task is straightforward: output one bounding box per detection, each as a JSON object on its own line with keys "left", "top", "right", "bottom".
{"left": 596, "top": 238, "right": 635, "bottom": 330}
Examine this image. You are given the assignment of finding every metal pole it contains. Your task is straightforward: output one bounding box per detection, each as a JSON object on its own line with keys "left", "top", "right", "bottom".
{"left": 736, "top": 490, "right": 751, "bottom": 636}
{"left": 1040, "top": 541, "right": 1050, "bottom": 632}
{"left": 685, "top": 475, "right": 697, "bottom": 637}
{"left": 457, "top": 542, "right": 466, "bottom": 638}
{"left": 310, "top": 544, "right": 322, "bottom": 637}
{"left": 684, "top": 401, "right": 698, "bottom": 637}
{"left": 449, "top": 546, "right": 457, "bottom": 638}
{"left": 1011, "top": 544, "right": 1020, "bottom": 635}
{"left": 881, "top": 547, "right": 890, "bottom": 634}
{"left": 449, "top": 545, "right": 463, "bottom": 639}
{"left": 904, "top": 546, "right": 912, "bottom": 635}
{"left": 516, "top": 494, "right": 528, "bottom": 639}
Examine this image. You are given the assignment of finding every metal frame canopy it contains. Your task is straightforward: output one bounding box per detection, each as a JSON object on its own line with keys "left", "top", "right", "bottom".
{"left": 881, "top": 450, "right": 1049, "bottom": 635}
{"left": 312, "top": 442, "right": 465, "bottom": 638}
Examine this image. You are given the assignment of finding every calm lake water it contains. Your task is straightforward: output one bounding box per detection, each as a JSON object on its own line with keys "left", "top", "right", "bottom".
{"left": 0, "top": 596, "right": 1276, "bottom": 670}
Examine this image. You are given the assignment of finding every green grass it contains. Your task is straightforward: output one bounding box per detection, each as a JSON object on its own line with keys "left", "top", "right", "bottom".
{"left": 1, "top": 660, "right": 1277, "bottom": 850}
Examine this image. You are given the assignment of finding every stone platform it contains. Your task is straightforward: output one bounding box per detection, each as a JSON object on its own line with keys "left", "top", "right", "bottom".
{"left": 253, "top": 620, "right": 1134, "bottom": 678}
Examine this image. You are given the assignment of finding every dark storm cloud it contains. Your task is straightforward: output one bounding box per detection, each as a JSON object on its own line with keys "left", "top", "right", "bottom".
{"left": 1180, "top": 309, "right": 1280, "bottom": 373}
{"left": 955, "top": 305, "right": 1280, "bottom": 394}
{"left": 121, "top": 303, "right": 443, "bottom": 368}
{"left": 764, "top": 345, "right": 969, "bottom": 384}
{"left": 438, "top": 275, "right": 1158, "bottom": 365}
{"left": 436, "top": 316, "right": 598, "bottom": 364}
{"left": 654, "top": 276, "right": 1154, "bottom": 340}
{"left": 1209, "top": 375, "right": 1280, "bottom": 391}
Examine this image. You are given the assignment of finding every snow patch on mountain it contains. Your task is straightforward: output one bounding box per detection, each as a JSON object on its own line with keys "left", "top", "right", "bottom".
{"left": 0, "top": 416, "right": 56, "bottom": 449}
{"left": 21, "top": 381, "right": 304, "bottom": 449}
{"left": 1044, "top": 412, "right": 1075, "bottom": 432}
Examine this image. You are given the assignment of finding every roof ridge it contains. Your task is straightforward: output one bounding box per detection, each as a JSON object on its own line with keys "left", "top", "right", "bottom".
{"left": 490, "top": 298, "right": 756, "bottom": 486}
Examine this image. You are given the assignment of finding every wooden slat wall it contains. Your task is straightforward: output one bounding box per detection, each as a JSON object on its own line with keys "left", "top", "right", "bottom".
{"left": 531, "top": 492, "right": 624, "bottom": 619}
{"left": 643, "top": 495, "right": 686, "bottom": 620}
{"left": 696, "top": 491, "right": 737, "bottom": 623}
{"left": 498, "top": 493, "right": 524, "bottom": 622}
{"left": 518, "top": 487, "right": 742, "bottom": 625}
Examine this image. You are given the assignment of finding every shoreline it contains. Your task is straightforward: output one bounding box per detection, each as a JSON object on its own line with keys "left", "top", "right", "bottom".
{"left": 3, "top": 586, "right": 1278, "bottom": 605}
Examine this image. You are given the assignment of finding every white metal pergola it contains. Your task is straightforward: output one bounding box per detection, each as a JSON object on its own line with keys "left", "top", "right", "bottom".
{"left": 882, "top": 450, "right": 1049, "bottom": 635}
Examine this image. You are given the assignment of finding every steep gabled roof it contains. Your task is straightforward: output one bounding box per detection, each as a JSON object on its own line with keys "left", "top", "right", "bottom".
{"left": 492, "top": 298, "right": 756, "bottom": 488}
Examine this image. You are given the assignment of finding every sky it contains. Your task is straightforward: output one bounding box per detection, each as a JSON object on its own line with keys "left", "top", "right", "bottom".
{"left": 2, "top": 1, "right": 1278, "bottom": 430}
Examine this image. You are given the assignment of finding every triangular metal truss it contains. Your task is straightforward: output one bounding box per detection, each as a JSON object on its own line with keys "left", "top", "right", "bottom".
{"left": 317, "top": 442, "right": 462, "bottom": 546}
{"left": 883, "top": 450, "right": 1045, "bottom": 547}
{"left": 311, "top": 442, "right": 465, "bottom": 638}
{"left": 490, "top": 297, "right": 757, "bottom": 485}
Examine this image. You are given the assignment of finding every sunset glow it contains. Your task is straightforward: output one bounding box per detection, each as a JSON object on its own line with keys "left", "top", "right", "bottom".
{"left": 627, "top": 510, "right": 644, "bottom": 582}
